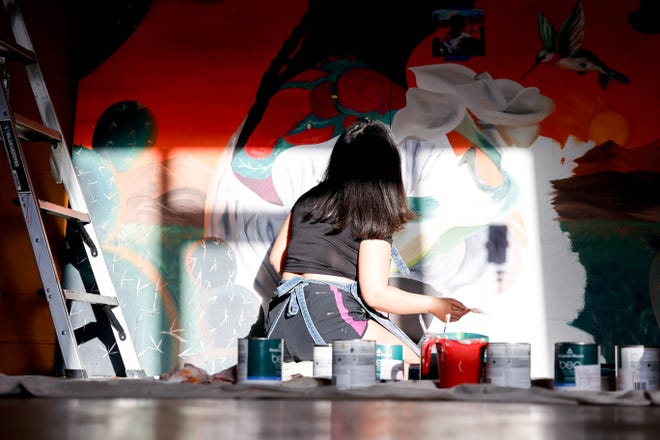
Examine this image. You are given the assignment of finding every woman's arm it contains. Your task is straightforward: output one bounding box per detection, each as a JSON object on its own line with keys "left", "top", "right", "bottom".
{"left": 358, "top": 239, "right": 469, "bottom": 322}
{"left": 269, "top": 213, "right": 291, "bottom": 275}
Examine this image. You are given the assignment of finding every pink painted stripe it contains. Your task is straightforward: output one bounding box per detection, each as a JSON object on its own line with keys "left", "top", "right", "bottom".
{"left": 330, "top": 285, "right": 367, "bottom": 335}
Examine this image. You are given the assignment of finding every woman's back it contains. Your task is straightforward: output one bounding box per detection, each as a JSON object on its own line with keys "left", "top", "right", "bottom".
{"left": 282, "top": 188, "right": 365, "bottom": 280}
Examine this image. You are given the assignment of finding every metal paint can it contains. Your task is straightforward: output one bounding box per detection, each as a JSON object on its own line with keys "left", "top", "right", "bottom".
{"left": 485, "top": 342, "right": 531, "bottom": 388}
{"left": 376, "top": 344, "right": 404, "bottom": 381}
{"left": 554, "top": 342, "right": 600, "bottom": 390}
{"left": 236, "top": 337, "right": 249, "bottom": 384}
{"left": 332, "top": 339, "right": 376, "bottom": 390}
{"left": 615, "top": 345, "right": 660, "bottom": 391}
{"left": 313, "top": 344, "right": 333, "bottom": 379}
{"left": 238, "top": 337, "right": 283, "bottom": 385}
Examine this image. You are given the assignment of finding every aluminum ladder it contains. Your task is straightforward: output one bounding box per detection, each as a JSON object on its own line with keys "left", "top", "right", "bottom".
{"left": 0, "top": 0, "right": 144, "bottom": 378}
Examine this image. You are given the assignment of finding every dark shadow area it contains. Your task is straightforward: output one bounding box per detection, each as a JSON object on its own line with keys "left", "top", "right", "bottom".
{"left": 71, "top": 0, "right": 155, "bottom": 79}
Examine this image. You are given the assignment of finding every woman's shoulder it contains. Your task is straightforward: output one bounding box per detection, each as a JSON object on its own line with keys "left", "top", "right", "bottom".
{"left": 360, "top": 236, "right": 393, "bottom": 245}
{"left": 293, "top": 184, "right": 326, "bottom": 208}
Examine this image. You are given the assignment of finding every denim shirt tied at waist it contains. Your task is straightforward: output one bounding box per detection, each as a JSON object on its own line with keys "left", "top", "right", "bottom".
{"left": 266, "top": 246, "right": 420, "bottom": 357}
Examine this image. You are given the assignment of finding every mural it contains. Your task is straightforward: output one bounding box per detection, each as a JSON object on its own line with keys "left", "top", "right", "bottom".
{"left": 67, "top": 0, "right": 659, "bottom": 378}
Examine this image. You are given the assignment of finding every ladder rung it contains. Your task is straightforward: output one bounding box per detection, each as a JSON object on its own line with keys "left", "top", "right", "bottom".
{"left": 38, "top": 199, "right": 90, "bottom": 223}
{"left": 0, "top": 38, "right": 35, "bottom": 63}
{"left": 14, "top": 113, "right": 62, "bottom": 142}
{"left": 63, "top": 290, "right": 119, "bottom": 307}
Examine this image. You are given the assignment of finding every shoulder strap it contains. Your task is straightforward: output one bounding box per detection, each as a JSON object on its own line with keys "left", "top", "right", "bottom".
{"left": 391, "top": 245, "right": 411, "bottom": 275}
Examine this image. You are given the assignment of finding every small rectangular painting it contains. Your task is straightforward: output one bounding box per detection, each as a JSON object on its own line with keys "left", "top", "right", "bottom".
{"left": 432, "top": 9, "right": 485, "bottom": 58}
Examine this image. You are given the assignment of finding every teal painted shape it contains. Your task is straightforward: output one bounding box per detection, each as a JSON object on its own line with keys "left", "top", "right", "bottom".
{"left": 91, "top": 101, "right": 158, "bottom": 173}
{"left": 564, "top": 219, "right": 660, "bottom": 364}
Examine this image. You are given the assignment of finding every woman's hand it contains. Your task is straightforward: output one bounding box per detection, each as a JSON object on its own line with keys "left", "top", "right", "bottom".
{"left": 429, "top": 297, "right": 469, "bottom": 322}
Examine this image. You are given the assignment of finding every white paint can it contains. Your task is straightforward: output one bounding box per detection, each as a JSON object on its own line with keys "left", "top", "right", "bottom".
{"left": 313, "top": 344, "right": 333, "bottom": 379}
{"left": 486, "top": 342, "right": 531, "bottom": 388}
{"left": 332, "top": 339, "right": 376, "bottom": 390}
{"left": 616, "top": 345, "right": 660, "bottom": 391}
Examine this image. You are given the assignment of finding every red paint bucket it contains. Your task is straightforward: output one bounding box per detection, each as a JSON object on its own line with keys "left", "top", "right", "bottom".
{"left": 422, "top": 332, "right": 489, "bottom": 388}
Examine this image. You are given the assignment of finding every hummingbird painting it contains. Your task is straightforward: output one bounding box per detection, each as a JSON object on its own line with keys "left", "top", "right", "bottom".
{"left": 521, "top": 0, "right": 629, "bottom": 90}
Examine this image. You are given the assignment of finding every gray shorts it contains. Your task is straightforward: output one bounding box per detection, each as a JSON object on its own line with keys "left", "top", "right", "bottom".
{"left": 266, "top": 281, "right": 369, "bottom": 362}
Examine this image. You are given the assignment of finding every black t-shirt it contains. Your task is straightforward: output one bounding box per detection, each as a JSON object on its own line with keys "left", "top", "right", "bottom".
{"left": 283, "top": 189, "right": 391, "bottom": 280}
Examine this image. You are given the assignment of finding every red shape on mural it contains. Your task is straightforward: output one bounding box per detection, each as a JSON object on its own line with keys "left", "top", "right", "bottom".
{"left": 284, "top": 125, "right": 336, "bottom": 146}
{"left": 244, "top": 88, "right": 311, "bottom": 158}
{"left": 309, "top": 81, "right": 339, "bottom": 120}
{"left": 337, "top": 68, "right": 407, "bottom": 113}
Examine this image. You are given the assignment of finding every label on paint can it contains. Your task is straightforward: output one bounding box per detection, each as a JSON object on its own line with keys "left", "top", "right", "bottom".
{"left": 237, "top": 337, "right": 283, "bottom": 385}
{"left": 332, "top": 339, "right": 376, "bottom": 390}
{"left": 554, "top": 342, "right": 600, "bottom": 390}
{"left": 573, "top": 364, "right": 602, "bottom": 390}
{"left": 486, "top": 342, "right": 531, "bottom": 389}
{"left": 377, "top": 344, "right": 404, "bottom": 381}
{"left": 313, "top": 344, "right": 333, "bottom": 379}
{"left": 616, "top": 345, "right": 660, "bottom": 391}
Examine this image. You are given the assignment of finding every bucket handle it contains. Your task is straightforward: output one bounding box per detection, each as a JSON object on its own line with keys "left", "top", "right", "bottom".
{"left": 421, "top": 336, "right": 440, "bottom": 375}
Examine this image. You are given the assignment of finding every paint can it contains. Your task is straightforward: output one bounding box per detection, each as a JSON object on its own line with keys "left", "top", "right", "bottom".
{"left": 236, "top": 337, "right": 249, "bottom": 384}
{"left": 313, "top": 344, "right": 333, "bottom": 380}
{"left": 554, "top": 342, "right": 600, "bottom": 390}
{"left": 332, "top": 339, "right": 376, "bottom": 390}
{"left": 485, "top": 342, "right": 531, "bottom": 388}
{"left": 615, "top": 345, "right": 660, "bottom": 391}
{"left": 408, "top": 363, "right": 420, "bottom": 380}
{"left": 237, "top": 337, "right": 283, "bottom": 385}
{"left": 376, "top": 344, "right": 404, "bottom": 381}
{"left": 601, "top": 363, "right": 616, "bottom": 391}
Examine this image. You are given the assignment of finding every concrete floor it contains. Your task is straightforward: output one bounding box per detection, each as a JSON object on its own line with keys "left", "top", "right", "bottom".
{"left": 1, "top": 397, "right": 660, "bottom": 439}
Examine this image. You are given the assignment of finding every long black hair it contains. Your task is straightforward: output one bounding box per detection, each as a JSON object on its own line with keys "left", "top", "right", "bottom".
{"left": 303, "top": 118, "right": 416, "bottom": 240}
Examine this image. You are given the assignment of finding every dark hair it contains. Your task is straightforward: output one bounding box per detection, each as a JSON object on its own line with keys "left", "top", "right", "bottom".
{"left": 304, "top": 118, "right": 416, "bottom": 240}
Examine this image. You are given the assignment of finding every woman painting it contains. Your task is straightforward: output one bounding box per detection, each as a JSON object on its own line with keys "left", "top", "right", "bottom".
{"left": 266, "top": 118, "right": 470, "bottom": 365}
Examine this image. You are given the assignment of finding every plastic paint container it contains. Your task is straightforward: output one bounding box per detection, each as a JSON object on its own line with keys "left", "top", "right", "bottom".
{"left": 419, "top": 332, "right": 440, "bottom": 380}
{"left": 486, "top": 342, "right": 531, "bottom": 389}
{"left": 422, "top": 332, "right": 489, "bottom": 388}
{"left": 615, "top": 345, "right": 660, "bottom": 391}
{"left": 332, "top": 339, "right": 376, "bottom": 390}
{"left": 554, "top": 342, "right": 600, "bottom": 390}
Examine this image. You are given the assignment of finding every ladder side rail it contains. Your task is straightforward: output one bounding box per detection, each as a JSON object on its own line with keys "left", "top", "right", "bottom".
{"left": 3, "top": 0, "right": 107, "bottom": 281}
{"left": 5, "top": 0, "right": 114, "bottom": 287}
{"left": 0, "top": 87, "right": 86, "bottom": 375}
{"left": 2, "top": 0, "right": 61, "bottom": 133}
{"left": 4, "top": 0, "right": 144, "bottom": 376}
{"left": 49, "top": 145, "right": 144, "bottom": 375}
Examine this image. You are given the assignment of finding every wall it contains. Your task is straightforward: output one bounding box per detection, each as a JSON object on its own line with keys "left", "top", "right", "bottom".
{"left": 1, "top": 0, "right": 658, "bottom": 378}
